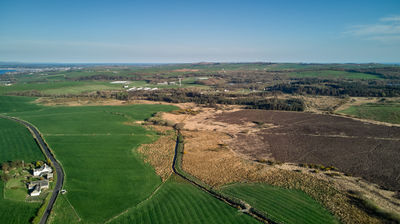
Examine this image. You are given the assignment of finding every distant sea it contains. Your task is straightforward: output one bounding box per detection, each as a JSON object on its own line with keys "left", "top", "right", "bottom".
{"left": 0, "top": 70, "right": 16, "bottom": 75}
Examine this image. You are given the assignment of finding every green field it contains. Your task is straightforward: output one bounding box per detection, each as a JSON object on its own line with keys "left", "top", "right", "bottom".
{"left": 110, "top": 175, "right": 259, "bottom": 224}
{"left": 288, "top": 70, "right": 382, "bottom": 79}
{"left": 0, "top": 78, "right": 206, "bottom": 96}
{"left": 48, "top": 194, "right": 81, "bottom": 224}
{"left": 0, "top": 117, "right": 44, "bottom": 163}
{"left": 220, "top": 183, "right": 338, "bottom": 224}
{"left": 2, "top": 101, "right": 177, "bottom": 223}
{"left": 0, "top": 81, "right": 123, "bottom": 95}
{"left": 0, "top": 117, "right": 45, "bottom": 223}
{"left": 0, "top": 96, "right": 43, "bottom": 113}
{"left": 339, "top": 102, "right": 400, "bottom": 124}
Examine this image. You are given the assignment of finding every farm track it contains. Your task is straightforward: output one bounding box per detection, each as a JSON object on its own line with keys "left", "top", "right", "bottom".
{"left": 0, "top": 115, "right": 64, "bottom": 224}
{"left": 172, "top": 131, "right": 276, "bottom": 224}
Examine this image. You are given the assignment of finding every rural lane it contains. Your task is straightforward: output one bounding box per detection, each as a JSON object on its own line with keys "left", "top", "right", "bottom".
{"left": 0, "top": 115, "right": 64, "bottom": 224}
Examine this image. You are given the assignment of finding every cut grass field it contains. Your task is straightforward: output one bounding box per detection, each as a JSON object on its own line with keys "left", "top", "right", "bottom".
{"left": 288, "top": 70, "right": 382, "bottom": 79}
{"left": 339, "top": 102, "right": 400, "bottom": 124}
{"left": 220, "top": 183, "right": 339, "bottom": 224}
{"left": 0, "top": 95, "right": 43, "bottom": 113}
{"left": 0, "top": 81, "right": 123, "bottom": 95}
{"left": 0, "top": 117, "right": 45, "bottom": 162}
{"left": 110, "top": 175, "right": 259, "bottom": 224}
{"left": 0, "top": 117, "right": 45, "bottom": 223}
{"left": 4, "top": 103, "right": 178, "bottom": 223}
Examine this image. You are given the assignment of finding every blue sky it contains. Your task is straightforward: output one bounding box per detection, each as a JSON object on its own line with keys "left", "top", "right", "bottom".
{"left": 0, "top": 0, "right": 399, "bottom": 63}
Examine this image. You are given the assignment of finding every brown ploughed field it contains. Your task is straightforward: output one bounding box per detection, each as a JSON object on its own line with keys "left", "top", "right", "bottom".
{"left": 215, "top": 110, "right": 400, "bottom": 191}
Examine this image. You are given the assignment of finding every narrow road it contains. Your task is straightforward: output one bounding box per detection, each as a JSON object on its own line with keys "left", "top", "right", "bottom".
{"left": 0, "top": 115, "right": 64, "bottom": 224}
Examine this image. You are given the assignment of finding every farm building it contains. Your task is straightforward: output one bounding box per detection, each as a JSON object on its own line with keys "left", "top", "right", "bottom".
{"left": 30, "top": 185, "right": 41, "bottom": 196}
{"left": 33, "top": 164, "right": 52, "bottom": 176}
{"left": 28, "top": 180, "right": 49, "bottom": 196}
{"left": 110, "top": 81, "right": 128, "bottom": 84}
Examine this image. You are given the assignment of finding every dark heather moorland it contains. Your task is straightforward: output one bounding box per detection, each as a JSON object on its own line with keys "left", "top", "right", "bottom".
{"left": 215, "top": 110, "right": 400, "bottom": 191}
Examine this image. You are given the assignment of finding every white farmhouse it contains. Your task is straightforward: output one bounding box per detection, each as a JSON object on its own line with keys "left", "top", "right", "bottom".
{"left": 33, "top": 164, "right": 52, "bottom": 176}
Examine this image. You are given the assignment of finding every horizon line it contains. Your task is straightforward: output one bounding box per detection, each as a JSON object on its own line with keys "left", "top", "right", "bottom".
{"left": 0, "top": 61, "right": 399, "bottom": 65}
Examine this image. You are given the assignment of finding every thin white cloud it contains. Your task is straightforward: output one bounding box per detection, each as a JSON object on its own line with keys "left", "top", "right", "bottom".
{"left": 380, "top": 15, "right": 400, "bottom": 22}
{"left": 346, "top": 15, "right": 400, "bottom": 42}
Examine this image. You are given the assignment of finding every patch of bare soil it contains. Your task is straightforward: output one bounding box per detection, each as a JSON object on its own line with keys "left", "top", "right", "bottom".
{"left": 35, "top": 97, "right": 194, "bottom": 108}
{"left": 300, "top": 95, "right": 348, "bottom": 113}
{"left": 136, "top": 125, "right": 176, "bottom": 181}
{"left": 36, "top": 97, "right": 126, "bottom": 106}
{"left": 162, "top": 106, "right": 256, "bottom": 134}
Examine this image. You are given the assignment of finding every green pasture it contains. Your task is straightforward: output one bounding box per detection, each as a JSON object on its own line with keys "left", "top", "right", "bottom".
{"left": 0, "top": 96, "right": 43, "bottom": 113}
{"left": 110, "top": 175, "right": 259, "bottom": 224}
{"left": 0, "top": 117, "right": 44, "bottom": 163}
{"left": 1, "top": 96, "right": 178, "bottom": 223}
{"left": 0, "top": 81, "right": 123, "bottom": 95}
{"left": 220, "top": 183, "right": 338, "bottom": 224}
{"left": 48, "top": 194, "right": 81, "bottom": 224}
{"left": 288, "top": 70, "right": 382, "bottom": 79}
{"left": 339, "top": 102, "right": 400, "bottom": 124}
{"left": 0, "top": 116, "right": 45, "bottom": 223}
{"left": 4, "top": 178, "right": 27, "bottom": 201}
